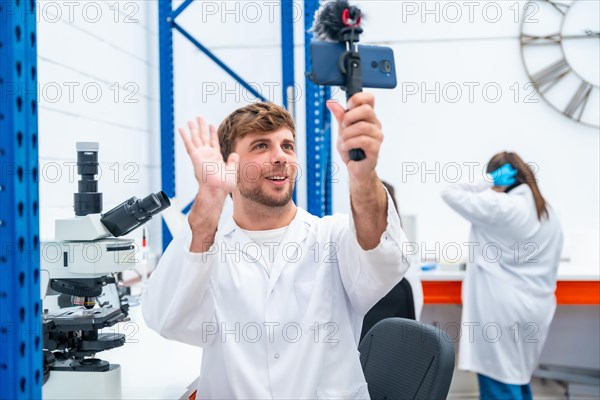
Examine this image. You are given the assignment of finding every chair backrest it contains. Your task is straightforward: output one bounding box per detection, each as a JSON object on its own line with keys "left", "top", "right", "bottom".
{"left": 361, "top": 279, "right": 416, "bottom": 342}
{"left": 358, "top": 318, "right": 455, "bottom": 400}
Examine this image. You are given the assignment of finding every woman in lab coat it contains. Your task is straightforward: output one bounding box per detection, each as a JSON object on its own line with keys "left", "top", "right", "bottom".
{"left": 441, "top": 152, "right": 563, "bottom": 400}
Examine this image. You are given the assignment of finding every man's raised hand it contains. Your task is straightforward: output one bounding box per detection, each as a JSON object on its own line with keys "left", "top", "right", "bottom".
{"left": 178, "top": 117, "right": 239, "bottom": 196}
{"left": 326, "top": 93, "right": 383, "bottom": 183}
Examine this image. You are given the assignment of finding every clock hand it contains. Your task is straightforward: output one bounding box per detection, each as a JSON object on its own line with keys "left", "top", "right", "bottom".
{"left": 561, "top": 30, "right": 600, "bottom": 40}
{"left": 584, "top": 29, "right": 600, "bottom": 37}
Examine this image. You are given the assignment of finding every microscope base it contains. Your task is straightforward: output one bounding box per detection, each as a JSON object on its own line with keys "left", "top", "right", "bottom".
{"left": 43, "top": 364, "right": 122, "bottom": 399}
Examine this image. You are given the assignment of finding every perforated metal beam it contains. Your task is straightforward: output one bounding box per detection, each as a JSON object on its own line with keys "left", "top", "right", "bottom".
{"left": 158, "top": 0, "right": 175, "bottom": 251}
{"left": 281, "top": 0, "right": 296, "bottom": 116}
{"left": 304, "top": 0, "right": 332, "bottom": 216}
{"left": 0, "top": 0, "right": 42, "bottom": 397}
{"left": 281, "top": 0, "right": 296, "bottom": 202}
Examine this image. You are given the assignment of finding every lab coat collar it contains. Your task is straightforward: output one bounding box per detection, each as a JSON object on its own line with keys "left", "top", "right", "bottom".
{"left": 219, "top": 206, "right": 313, "bottom": 238}
{"left": 218, "top": 207, "right": 314, "bottom": 288}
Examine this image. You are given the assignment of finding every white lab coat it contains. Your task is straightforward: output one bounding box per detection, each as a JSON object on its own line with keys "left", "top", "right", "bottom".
{"left": 441, "top": 179, "right": 563, "bottom": 384}
{"left": 142, "top": 191, "right": 410, "bottom": 399}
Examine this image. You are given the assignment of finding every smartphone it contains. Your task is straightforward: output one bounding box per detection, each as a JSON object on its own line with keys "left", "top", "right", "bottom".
{"left": 307, "top": 41, "right": 397, "bottom": 89}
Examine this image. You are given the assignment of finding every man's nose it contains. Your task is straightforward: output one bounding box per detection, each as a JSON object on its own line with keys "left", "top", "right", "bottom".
{"left": 271, "top": 147, "right": 288, "bottom": 165}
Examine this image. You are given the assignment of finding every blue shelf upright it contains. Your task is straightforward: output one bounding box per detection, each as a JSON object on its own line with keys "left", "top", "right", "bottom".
{"left": 158, "top": 0, "right": 176, "bottom": 251}
{"left": 281, "top": 0, "right": 297, "bottom": 202}
{"left": 304, "top": 0, "right": 332, "bottom": 217}
{"left": 281, "top": 0, "right": 296, "bottom": 117}
{"left": 0, "top": 0, "right": 42, "bottom": 398}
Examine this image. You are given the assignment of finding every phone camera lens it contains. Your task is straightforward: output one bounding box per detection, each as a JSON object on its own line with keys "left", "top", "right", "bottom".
{"left": 371, "top": 61, "right": 378, "bottom": 69}
{"left": 381, "top": 60, "right": 392, "bottom": 73}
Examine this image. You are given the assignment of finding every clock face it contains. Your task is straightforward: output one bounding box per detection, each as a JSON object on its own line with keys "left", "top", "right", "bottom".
{"left": 520, "top": 0, "right": 600, "bottom": 128}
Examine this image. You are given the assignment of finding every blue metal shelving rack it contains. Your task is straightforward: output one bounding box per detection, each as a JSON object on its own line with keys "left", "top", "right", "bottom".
{"left": 159, "top": 0, "right": 332, "bottom": 248}
{"left": 281, "top": 0, "right": 296, "bottom": 119}
{"left": 0, "top": 0, "right": 42, "bottom": 398}
{"left": 304, "top": 0, "right": 332, "bottom": 217}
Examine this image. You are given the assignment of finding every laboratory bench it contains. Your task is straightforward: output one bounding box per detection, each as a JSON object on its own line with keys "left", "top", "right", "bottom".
{"left": 420, "top": 262, "right": 600, "bottom": 305}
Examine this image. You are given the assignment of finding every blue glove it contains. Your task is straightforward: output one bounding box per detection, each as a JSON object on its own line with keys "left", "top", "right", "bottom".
{"left": 490, "top": 163, "right": 517, "bottom": 186}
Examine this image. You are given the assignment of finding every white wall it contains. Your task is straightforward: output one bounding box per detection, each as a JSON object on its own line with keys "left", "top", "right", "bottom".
{"left": 37, "top": 1, "right": 163, "bottom": 253}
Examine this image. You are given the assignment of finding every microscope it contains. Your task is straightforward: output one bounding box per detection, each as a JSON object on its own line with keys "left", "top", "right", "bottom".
{"left": 41, "top": 142, "right": 170, "bottom": 399}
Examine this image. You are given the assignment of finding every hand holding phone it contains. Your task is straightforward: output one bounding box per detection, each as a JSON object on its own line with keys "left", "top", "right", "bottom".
{"left": 326, "top": 93, "right": 383, "bottom": 179}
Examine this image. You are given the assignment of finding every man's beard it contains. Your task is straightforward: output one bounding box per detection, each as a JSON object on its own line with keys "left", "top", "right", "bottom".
{"left": 238, "top": 179, "right": 295, "bottom": 207}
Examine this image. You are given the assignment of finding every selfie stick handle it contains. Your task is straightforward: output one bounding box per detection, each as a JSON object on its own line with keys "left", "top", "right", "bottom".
{"left": 339, "top": 18, "right": 366, "bottom": 161}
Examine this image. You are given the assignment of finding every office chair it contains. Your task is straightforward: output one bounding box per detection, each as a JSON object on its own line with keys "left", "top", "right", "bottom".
{"left": 360, "top": 278, "right": 416, "bottom": 342}
{"left": 358, "top": 318, "right": 455, "bottom": 400}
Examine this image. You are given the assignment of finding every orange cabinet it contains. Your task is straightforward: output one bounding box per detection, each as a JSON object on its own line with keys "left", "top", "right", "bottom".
{"left": 423, "top": 281, "right": 600, "bottom": 305}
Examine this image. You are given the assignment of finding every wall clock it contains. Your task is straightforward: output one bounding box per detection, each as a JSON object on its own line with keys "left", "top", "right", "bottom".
{"left": 520, "top": 0, "right": 599, "bottom": 128}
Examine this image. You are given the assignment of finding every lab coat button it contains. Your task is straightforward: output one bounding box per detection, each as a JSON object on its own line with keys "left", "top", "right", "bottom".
{"left": 274, "top": 353, "right": 279, "bottom": 359}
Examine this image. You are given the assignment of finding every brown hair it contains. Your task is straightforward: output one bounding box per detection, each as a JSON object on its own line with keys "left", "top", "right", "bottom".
{"left": 218, "top": 102, "right": 295, "bottom": 161}
{"left": 486, "top": 152, "right": 549, "bottom": 221}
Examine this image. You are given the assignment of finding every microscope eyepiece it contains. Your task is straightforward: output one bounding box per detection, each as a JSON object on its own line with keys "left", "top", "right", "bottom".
{"left": 74, "top": 142, "right": 102, "bottom": 216}
{"left": 100, "top": 191, "right": 171, "bottom": 237}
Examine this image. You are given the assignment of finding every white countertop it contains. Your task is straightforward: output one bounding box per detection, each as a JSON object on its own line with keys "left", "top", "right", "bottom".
{"left": 419, "top": 262, "right": 600, "bottom": 282}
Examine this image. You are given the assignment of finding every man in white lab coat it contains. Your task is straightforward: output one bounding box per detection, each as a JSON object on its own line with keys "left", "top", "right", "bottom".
{"left": 143, "top": 93, "right": 411, "bottom": 399}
